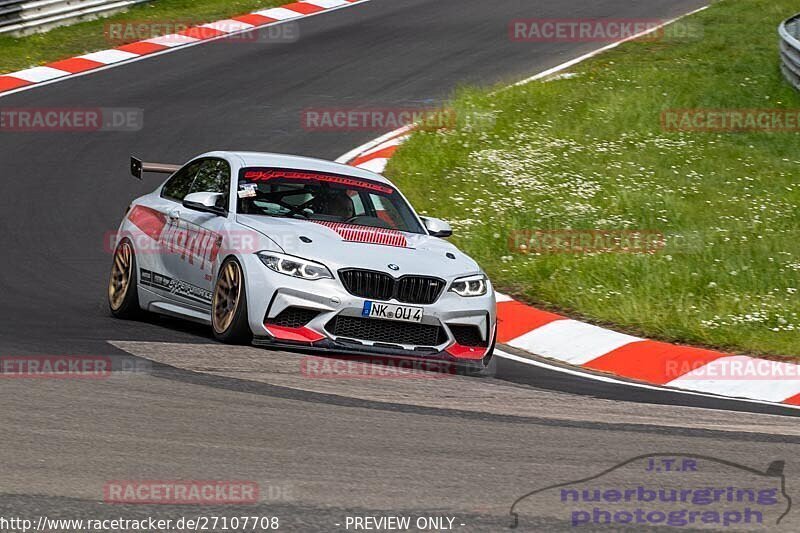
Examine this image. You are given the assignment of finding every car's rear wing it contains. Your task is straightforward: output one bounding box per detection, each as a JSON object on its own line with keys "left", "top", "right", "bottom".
{"left": 130, "top": 156, "right": 181, "bottom": 180}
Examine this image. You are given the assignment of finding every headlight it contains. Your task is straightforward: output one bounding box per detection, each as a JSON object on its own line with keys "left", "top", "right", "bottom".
{"left": 257, "top": 251, "right": 333, "bottom": 280}
{"left": 449, "top": 274, "right": 488, "bottom": 297}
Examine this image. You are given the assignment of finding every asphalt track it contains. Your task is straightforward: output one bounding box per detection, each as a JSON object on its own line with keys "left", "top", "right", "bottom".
{"left": 2, "top": 0, "right": 800, "bottom": 531}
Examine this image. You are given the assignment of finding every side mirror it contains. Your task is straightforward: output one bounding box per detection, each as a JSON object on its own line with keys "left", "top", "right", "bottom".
{"left": 421, "top": 216, "right": 452, "bottom": 238}
{"left": 183, "top": 192, "right": 226, "bottom": 216}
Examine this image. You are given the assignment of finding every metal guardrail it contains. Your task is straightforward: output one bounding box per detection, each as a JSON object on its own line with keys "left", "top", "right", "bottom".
{"left": 779, "top": 13, "right": 800, "bottom": 90}
{"left": 0, "top": 0, "right": 149, "bottom": 36}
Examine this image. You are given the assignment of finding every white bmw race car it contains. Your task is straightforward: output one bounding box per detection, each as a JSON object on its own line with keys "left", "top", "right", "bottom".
{"left": 108, "top": 151, "right": 497, "bottom": 371}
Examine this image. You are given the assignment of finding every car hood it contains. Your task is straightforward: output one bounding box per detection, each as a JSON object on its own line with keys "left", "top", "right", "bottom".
{"left": 236, "top": 215, "right": 481, "bottom": 278}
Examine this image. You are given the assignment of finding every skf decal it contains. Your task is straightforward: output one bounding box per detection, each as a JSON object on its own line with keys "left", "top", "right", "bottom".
{"left": 140, "top": 269, "right": 212, "bottom": 305}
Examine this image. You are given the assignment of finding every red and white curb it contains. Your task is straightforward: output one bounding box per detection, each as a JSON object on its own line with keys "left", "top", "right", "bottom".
{"left": 339, "top": 131, "right": 800, "bottom": 408}
{"left": 0, "top": 0, "right": 367, "bottom": 96}
{"left": 336, "top": 125, "right": 413, "bottom": 173}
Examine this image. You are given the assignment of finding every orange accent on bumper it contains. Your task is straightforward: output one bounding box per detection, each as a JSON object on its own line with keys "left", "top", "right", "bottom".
{"left": 265, "top": 325, "right": 325, "bottom": 343}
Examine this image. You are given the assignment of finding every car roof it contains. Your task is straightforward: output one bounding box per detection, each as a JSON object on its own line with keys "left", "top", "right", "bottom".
{"left": 199, "top": 150, "right": 394, "bottom": 186}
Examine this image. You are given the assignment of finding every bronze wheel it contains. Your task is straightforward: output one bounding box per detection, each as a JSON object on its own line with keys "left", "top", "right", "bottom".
{"left": 213, "top": 260, "right": 243, "bottom": 334}
{"left": 108, "top": 241, "right": 133, "bottom": 311}
{"left": 108, "top": 239, "right": 141, "bottom": 318}
{"left": 211, "top": 258, "right": 252, "bottom": 344}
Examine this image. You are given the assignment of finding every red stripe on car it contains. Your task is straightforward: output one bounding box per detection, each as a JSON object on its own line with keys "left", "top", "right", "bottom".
{"left": 313, "top": 221, "right": 408, "bottom": 247}
{"left": 127, "top": 205, "right": 167, "bottom": 241}
{"left": 445, "top": 343, "right": 489, "bottom": 360}
{"left": 244, "top": 169, "right": 394, "bottom": 195}
{"left": 265, "top": 325, "right": 325, "bottom": 343}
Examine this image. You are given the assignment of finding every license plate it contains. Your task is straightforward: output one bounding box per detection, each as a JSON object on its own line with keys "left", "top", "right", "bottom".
{"left": 362, "top": 301, "right": 423, "bottom": 323}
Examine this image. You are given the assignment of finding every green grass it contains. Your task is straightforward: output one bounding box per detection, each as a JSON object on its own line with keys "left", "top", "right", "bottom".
{"left": 387, "top": 0, "right": 800, "bottom": 357}
{"left": 0, "top": 0, "right": 287, "bottom": 74}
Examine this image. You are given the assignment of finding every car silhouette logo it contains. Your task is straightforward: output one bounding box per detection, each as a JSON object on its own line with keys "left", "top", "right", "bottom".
{"left": 388, "top": 264, "right": 400, "bottom": 271}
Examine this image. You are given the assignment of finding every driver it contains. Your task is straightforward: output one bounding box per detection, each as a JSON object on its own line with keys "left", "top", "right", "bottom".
{"left": 318, "top": 190, "right": 355, "bottom": 219}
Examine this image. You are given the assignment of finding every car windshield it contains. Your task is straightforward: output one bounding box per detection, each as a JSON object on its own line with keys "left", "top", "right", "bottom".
{"left": 236, "top": 167, "right": 425, "bottom": 234}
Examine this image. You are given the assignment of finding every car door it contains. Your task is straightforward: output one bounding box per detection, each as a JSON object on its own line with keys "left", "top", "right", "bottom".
{"left": 162, "top": 158, "right": 232, "bottom": 309}
{"left": 135, "top": 159, "right": 203, "bottom": 304}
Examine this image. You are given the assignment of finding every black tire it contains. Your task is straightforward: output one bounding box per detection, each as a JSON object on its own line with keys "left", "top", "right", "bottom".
{"left": 211, "top": 257, "right": 253, "bottom": 344}
{"left": 108, "top": 239, "right": 142, "bottom": 319}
